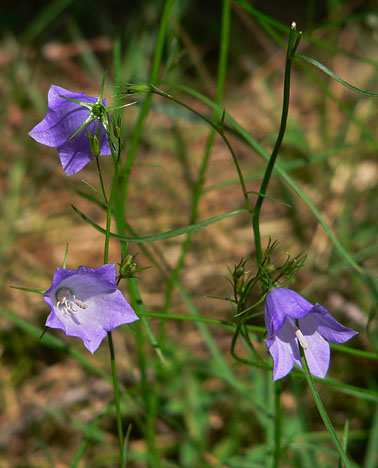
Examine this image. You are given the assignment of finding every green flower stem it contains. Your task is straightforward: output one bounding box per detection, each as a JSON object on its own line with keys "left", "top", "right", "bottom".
{"left": 107, "top": 331, "right": 125, "bottom": 468}
{"left": 300, "top": 353, "right": 351, "bottom": 468}
{"left": 273, "top": 381, "right": 282, "bottom": 468}
{"left": 104, "top": 135, "right": 121, "bottom": 265}
{"left": 100, "top": 133, "right": 125, "bottom": 467}
{"left": 94, "top": 156, "right": 108, "bottom": 204}
{"left": 112, "top": 0, "right": 171, "bottom": 364}
{"left": 230, "top": 324, "right": 270, "bottom": 371}
{"left": 252, "top": 23, "right": 300, "bottom": 266}
{"left": 128, "top": 278, "right": 166, "bottom": 365}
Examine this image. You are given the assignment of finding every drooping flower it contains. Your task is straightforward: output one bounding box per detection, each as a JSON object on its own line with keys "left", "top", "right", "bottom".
{"left": 264, "top": 287, "right": 357, "bottom": 380}
{"left": 43, "top": 264, "right": 138, "bottom": 353}
{"left": 29, "top": 85, "right": 111, "bottom": 175}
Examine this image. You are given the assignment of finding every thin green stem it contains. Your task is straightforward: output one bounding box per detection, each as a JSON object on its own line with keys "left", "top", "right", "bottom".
{"left": 230, "top": 325, "right": 270, "bottom": 371}
{"left": 107, "top": 331, "right": 124, "bottom": 467}
{"left": 273, "top": 381, "right": 282, "bottom": 468}
{"left": 141, "top": 309, "right": 264, "bottom": 330}
{"left": 101, "top": 133, "right": 124, "bottom": 467}
{"left": 94, "top": 156, "right": 108, "bottom": 204}
{"left": 301, "top": 354, "right": 351, "bottom": 468}
{"left": 252, "top": 24, "right": 300, "bottom": 265}
{"left": 132, "top": 286, "right": 162, "bottom": 467}
{"left": 104, "top": 136, "right": 121, "bottom": 264}
{"left": 111, "top": 0, "right": 173, "bottom": 369}
{"left": 128, "top": 278, "right": 166, "bottom": 364}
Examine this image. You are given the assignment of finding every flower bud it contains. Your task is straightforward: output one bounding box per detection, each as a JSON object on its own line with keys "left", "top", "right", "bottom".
{"left": 233, "top": 264, "right": 245, "bottom": 295}
{"left": 128, "top": 83, "right": 151, "bottom": 94}
{"left": 112, "top": 116, "right": 122, "bottom": 139}
{"left": 265, "top": 263, "right": 276, "bottom": 275}
{"left": 120, "top": 254, "right": 137, "bottom": 278}
{"left": 87, "top": 128, "right": 101, "bottom": 157}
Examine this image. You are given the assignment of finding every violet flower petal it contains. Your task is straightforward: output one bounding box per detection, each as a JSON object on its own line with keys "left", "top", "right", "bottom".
{"left": 265, "top": 318, "right": 302, "bottom": 381}
{"left": 265, "top": 287, "right": 313, "bottom": 336}
{"left": 57, "top": 118, "right": 110, "bottom": 175}
{"left": 264, "top": 287, "right": 358, "bottom": 381}
{"left": 29, "top": 85, "right": 111, "bottom": 175}
{"left": 299, "top": 314, "right": 330, "bottom": 378}
{"left": 308, "top": 304, "right": 358, "bottom": 344}
{"left": 44, "top": 264, "right": 138, "bottom": 353}
{"left": 29, "top": 86, "right": 97, "bottom": 147}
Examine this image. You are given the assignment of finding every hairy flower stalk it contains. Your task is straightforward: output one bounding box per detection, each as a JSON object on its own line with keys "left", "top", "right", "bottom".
{"left": 44, "top": 264, "right": 138, "bottom": 353}
{"left": 264, "top": 288, "right": 357, "bottom": 380}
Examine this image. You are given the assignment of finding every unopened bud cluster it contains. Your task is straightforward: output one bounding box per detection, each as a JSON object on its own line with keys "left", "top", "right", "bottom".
{"left": 120, "top": 254, "right": 138, "bottom": 278}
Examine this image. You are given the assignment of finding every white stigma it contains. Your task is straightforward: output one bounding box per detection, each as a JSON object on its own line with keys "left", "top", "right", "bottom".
{"left": 295, "top": 329, "right": 309, "bottom": 349}
{"left": 287, "top": 317, "right": 309, "bottom": 349}
{"left": 55, "top": 287, "right": 87, "bottom": 317}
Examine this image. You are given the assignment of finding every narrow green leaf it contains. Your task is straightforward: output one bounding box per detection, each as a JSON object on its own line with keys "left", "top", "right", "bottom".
{"left": 123, "top": 424, "right": 133, "bottom": 468}
{"left": 10, "top": 285, "right": 45, "bottom": 294}
{"left": 62, "top": 243, "right": 69, "bottom": 268}
{"left": 331, "top": 343, "right": 378, "bottom": 361}
{"left": 295, "top": 54, "right": 378, "bottom": 96}
{"left": 80, "top": 179, "right": 105, "bottom": 203}
{"left": 342, "top": 419, "right": 350, "bottom": 452}
{"left": 206, "top": 295, "right": 238, "bottom": 304}
{"left": 72, "top": 204, "right": 248, "bottom": 243}
{"left": 234, "top": 0, "right": 378, "bottom": 68}
{"left": 75, "top": 189, "right": 107, "bottom": 210}
{"left": 246, "top": 190, "right": 291, "bottom": 207}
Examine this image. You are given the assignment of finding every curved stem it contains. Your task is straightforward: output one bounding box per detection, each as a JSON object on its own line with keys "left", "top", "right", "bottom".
{"left": 252, "top": 24, "right": 300, "bottom": 265}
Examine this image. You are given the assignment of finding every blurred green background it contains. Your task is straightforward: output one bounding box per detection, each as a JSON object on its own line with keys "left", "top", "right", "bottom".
{"left": 1, "top": 1, "right": 377, "bottom": 467}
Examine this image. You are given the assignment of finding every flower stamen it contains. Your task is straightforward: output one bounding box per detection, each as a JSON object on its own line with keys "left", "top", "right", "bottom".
{"left": 56, "top": 287, "right": 87, "bottom": 317}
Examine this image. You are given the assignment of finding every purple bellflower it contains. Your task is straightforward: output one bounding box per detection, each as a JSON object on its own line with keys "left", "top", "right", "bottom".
{"left": 29, "top": 85, "right": 111, "bottom": 175}
{"left": 264, "top": 288, "right": 357, "bottom": 381}
{"left": 44, "top": 264, "right": 138, "bottom": 353}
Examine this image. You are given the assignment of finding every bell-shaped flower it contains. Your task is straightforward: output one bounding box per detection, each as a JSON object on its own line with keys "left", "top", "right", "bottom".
{"left": 29, "top": 84, "right": 111, "bottom": 175}
{"left": 264, "top": 287, "right": 357, "bottom": 380}
{"left": 43, "top": 264, "right": 138, "bottom": 353}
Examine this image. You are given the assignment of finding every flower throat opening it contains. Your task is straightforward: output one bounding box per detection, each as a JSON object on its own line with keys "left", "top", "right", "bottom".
{"left": 55, "top": 287, "right": 87, "bottom": 316}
